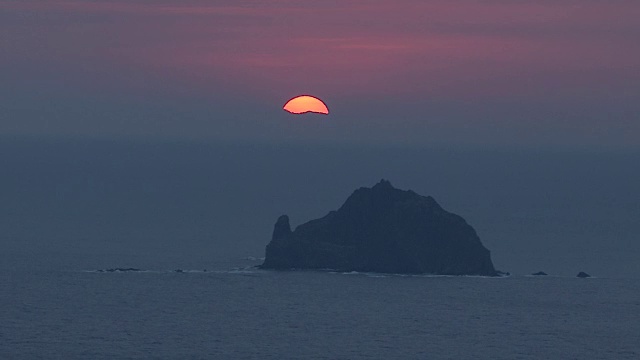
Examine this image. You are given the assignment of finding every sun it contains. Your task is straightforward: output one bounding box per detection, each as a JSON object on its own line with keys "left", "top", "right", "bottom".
{"left": 283, "top": 95, "right": 329, "bottom": 115}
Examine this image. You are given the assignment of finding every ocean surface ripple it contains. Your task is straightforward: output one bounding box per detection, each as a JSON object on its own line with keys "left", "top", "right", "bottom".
{"left": 2, "top": 262, "right": 639, "bottom": 359}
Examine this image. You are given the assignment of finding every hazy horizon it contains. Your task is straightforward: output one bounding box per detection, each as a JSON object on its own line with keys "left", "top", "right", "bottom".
{"left": 2, "top": 137, "right": 638, "bottom": 278}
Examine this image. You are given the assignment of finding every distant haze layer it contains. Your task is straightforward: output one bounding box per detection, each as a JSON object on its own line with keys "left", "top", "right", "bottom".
{"left": 1, "top": 139, "right": 639, "bottom": 278}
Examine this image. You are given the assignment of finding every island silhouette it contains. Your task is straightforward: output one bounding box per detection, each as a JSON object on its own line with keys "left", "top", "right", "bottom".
{"left": 261, "top": 180, "right": 498, "bottom": 276}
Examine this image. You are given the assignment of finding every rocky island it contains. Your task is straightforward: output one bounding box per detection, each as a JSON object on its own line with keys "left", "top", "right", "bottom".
{"left": 260, "top": 180, "right": 498, "bottom": 276}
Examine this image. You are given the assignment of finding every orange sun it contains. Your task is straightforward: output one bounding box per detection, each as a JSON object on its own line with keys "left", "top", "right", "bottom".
{"left": 283, "top": 95, "right": 329, "bottom": 115}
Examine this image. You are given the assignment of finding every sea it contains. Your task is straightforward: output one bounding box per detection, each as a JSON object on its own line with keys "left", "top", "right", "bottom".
{"left": 2, "top": 253, "right": 639, "bottom": 359}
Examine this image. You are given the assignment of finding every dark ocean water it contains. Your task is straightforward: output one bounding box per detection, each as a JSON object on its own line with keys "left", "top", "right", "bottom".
{"left": 2, "top": 256, "right": 639, "bottom": 359}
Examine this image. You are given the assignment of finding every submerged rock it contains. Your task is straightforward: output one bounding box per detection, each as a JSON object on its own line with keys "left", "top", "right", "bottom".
{"left": 532, "top": 271, "right": 548, "bottom": 276}
{"left": 576, "top": 271, "right": 591, "bottom": 278}
{"left": 261, "top": 180, "right": 498, "bottom": 276}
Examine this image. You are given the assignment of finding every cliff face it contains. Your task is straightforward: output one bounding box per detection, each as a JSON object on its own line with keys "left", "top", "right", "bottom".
{"left": 261, "top": 180, "right": 497, "bottom": 276}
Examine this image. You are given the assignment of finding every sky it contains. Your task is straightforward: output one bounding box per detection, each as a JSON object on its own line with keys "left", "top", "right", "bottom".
{"left": 1, "top": 1, "right": 640, "bottom": 276}
{"left": 2, "top": 0, "right": 639, "bottom": 148}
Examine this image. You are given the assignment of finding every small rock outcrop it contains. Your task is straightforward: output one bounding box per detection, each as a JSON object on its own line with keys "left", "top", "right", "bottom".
{"left": 261, "top": 180, "right": 498, "bottom": 276}
{"left": 532, "top": 271, "right": 548, "bottom": 276}
{"left": 576, "top": 271, "right": 591, "bottom": 278}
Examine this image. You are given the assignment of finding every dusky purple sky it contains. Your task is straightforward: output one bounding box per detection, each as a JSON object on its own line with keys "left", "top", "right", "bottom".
{"left": 1, "top": 0, "right": 639, "bottom": 148}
